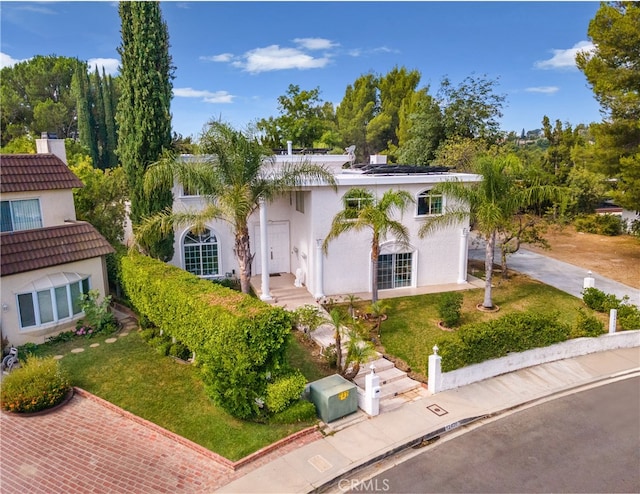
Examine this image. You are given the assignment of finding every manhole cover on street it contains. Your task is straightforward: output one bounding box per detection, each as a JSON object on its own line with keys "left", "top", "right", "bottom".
{"left": 427, "top": 404, "right": 448, "bottom": 416}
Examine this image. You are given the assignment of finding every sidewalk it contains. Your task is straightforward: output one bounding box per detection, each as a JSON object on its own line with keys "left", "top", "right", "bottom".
{"left": 219, "top": 345, "right": 639, "bottom": 493}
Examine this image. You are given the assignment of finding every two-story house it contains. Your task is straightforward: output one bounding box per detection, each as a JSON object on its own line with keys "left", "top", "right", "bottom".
{"left": 1, "top": 136, "right": 114, "bottom": 346}
{"left": 167, "top": 147, "right": 480, "bottom": 302}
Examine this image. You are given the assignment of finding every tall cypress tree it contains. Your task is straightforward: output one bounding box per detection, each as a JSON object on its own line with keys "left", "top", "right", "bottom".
{"left": 116, "top": 1, "right": 174, "bottom": 260}
{"left": 72, "top": 60, "right": 99, "bottom": 165}
{"left": 102, "top": 69, "right": 119, "bottom": 169}
{"left": 92, "top": 68, "right": 109, "bottom": 169}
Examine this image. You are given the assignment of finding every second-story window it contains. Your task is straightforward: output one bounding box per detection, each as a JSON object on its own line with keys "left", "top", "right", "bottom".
{"left": 1, "top": 198, "right": 43, "bottom": 232}
{"left": 417, "top": 190, "right": 443, "bottom": 216}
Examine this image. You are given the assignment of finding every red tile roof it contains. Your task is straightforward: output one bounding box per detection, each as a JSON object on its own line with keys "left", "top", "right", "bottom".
{"left": 0, "top": 153, "right": 84, "bottom": 193}
{"left": 0, "top": 222, "right": 114, "bottom": 276}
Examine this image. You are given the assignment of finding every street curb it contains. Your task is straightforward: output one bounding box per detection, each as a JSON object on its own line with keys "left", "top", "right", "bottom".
{"left": 311, "top": 368, "right": 640, "bottom": 493}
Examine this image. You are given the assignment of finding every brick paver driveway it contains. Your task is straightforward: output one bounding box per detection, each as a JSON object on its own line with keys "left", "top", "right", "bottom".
{"left": 1, "top": 390, "right": 235, "bottom": 493}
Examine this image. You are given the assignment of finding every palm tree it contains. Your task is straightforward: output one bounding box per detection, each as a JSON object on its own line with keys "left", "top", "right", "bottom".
{"left": 419, "top": 154, "right": 564, "bottom": 309}
{"left": 327, "top": 308, "right": 348, "bottom": 372}
{"left": 136, "top": 120, "right": 336, "bottom": 294}
{"left": 323, "top": 188, "right": 414, "bottom": 303}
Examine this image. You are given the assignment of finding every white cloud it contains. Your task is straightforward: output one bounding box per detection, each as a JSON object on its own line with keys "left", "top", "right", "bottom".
{"left": 525, "top": 86, "right": 560, "bottom": 94}
{"left": 173, "top": 87, "right": 234, "bottom": 104}
{"left": 0, "top": 52, "right": 29, "bottom": 69}
{"left": 239, "top": 45, "right": 331, "bottom": 73}
{"left": 87, "top": 58, "right": 120, "bottom": 76}
{"left": 534, "top": 41, "right": 595, "bottom": 70}
{"left": 293, "top": 38, "right": 338, "bottom": 50}
{"left": 201, "top": 53, "right": 234, "bottom": 63}
{"left": 202, "top": 39, "right": 338, "bottom": 74}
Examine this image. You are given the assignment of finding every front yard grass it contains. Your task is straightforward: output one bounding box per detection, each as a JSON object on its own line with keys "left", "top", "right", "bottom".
{"left": 349, "top": 271, "right": 606, "bottom": 377}
{"left": 29, "top": 330, "right": 323, "bottom": 461}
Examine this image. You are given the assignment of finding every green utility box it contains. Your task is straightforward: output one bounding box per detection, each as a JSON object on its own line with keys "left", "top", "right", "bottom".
{"left": 309, "top": 374, "right": 357, "bottom": 423}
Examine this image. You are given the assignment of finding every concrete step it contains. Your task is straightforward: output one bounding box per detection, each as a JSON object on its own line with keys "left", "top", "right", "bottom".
{"left": 353, "top": 366, "right": 407, "bottom": 389}
{"left": 354, "top": 357, "right": 395, "bottom": 377}
{"left": 378, "top": 376, "right": 421, "bottom": 400}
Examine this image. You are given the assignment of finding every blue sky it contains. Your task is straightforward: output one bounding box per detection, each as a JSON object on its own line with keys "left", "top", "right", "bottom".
{"left": 1, "top": 1, "right": 603, "bottom": 140}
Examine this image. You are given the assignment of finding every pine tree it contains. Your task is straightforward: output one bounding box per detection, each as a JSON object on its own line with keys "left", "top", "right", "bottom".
{"left": 116, "top": 1, "right": 175, "bottom": 260}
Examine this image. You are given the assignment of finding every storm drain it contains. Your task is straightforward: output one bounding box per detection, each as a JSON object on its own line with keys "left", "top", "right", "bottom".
{"left": 426, "top": 404, "right": 448, "bottom": 416}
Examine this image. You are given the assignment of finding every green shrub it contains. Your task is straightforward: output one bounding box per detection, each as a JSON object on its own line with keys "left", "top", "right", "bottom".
{"left": 139, "top": 327, "right": 159, "bottom": 342}
{"left": 582, "top": 287, "right": 620, "bottom": 312}
{"left": 438, "top": 292, "right": 463, "bottom": 328}
{"left": 436, "top": 311, "right": 571, "bottom": 372}
{"left": 1, "top": 356, "right": 71, "bottom": 413}
{"left": 572, "top": 308, "right": 605, "bottom": 338}
{"left": 574, "top": 214, "right": 623, "bottom": 236}
{"left": 269, "top": 399, "right": 317, "bottom": 424}
{"left": 265, "top": 371, "right": 307, "bottom": 413}
{"left": 618, "top": 304, "right": 640, "bottom": 331}
{"left": 169, "top": 342, "right": 191, "bottom": 361}
{"left": 120, "top": 252, "right": 292, "bottom": 419}
{"left": 322, "top": 344, "right": 338, "bottom": 368}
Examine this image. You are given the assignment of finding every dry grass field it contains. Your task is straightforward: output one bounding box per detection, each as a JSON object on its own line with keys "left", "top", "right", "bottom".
{"left": 525, "top": 225, "right": 640, "bottom": 289}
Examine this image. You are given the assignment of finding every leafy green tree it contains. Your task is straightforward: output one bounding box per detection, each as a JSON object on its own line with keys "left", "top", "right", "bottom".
{"left": 257, "top": 84, "right": 330, "bottom": 149}
{"left": 116, "top": 1, "right": 174, "bottom": 260}
{"left": 396, "top": 88, "right": 444, "bottom": 165}
{"left": 0, "top": 55, "right": 79, "bottom": 146}
{"left": 336, "top": 73, "right": 378, "bottom": 162}
{"left": 438, "top": 74, "right": 506, "bottom": 144}
{"left": 420, "top": 155, "right": 564, "bottom": 309}
{"left": 0, "top": 135, "right": 36, "bottom": 154}
{"left": 433, "top": 136, "right": 488, "bottom": 172}
{"left": 576, "top": 1, "right": 640, "bottom": 211}
{"left": 323, "top": 188, "right": 414, "bottom": 303}
{"left": 136, "top": 121, "right": 336, "bottom": 294}
{"left": 70, "top": 160, "right": 128, "bottom": 245}
{"left": 368, "top": 66, "right": 421, "bottom": 159}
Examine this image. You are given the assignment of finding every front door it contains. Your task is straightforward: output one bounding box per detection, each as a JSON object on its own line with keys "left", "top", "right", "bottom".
{"left": 253, "top": 221, "right": 290, "bottom": 274}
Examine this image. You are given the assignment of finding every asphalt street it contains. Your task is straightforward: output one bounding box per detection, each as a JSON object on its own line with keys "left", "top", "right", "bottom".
{"left": 350, "top": 376, "right": 640, "bottom": 493}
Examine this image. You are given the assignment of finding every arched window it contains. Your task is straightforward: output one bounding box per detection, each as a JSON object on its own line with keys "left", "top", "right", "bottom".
{"left": 183, "top": 228, "right": 219, "bottom": 278}
{"left": 417, "top": 189, "right": 443, "bottom": 216}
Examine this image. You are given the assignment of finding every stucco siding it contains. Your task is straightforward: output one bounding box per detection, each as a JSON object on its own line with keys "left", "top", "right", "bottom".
{"left": 1, "top": 257, "right": 110, "bottom": 346}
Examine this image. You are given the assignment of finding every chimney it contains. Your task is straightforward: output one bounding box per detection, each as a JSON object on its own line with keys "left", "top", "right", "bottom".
{"left": 36, "top": 132, "right": 68, "bottom": 165}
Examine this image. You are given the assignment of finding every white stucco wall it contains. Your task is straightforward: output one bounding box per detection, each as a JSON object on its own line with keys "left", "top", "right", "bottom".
{"left": 430, "top": 330, "right": 640, "bottom": 393}
{"left": 168, "top": 166, "right": 480, "bottom": 299}
{"left": 0, "top": 257, "right": 110, "bottom": 346}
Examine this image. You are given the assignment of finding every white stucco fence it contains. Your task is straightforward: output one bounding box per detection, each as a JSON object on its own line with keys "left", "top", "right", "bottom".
{"left": 428, "top": 330, "right": 640, "bottom": 393}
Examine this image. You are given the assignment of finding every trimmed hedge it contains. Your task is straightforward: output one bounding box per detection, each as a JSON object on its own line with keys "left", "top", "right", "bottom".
{"left": 436, "top": 311, "right": 571, "bottom": 372}
{"left": 265, "top": 371, "right": 307, "bottom": 413}
{"left": 120, "top": 252, "right": 293, "bottom": 419}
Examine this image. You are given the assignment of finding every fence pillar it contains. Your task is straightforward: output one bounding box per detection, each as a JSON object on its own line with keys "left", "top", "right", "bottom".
{"left": 428, "top": 345, "right": 442, "bottom": 394}
{"left": 583, "top": 270, "right": 595, "bottom": 289}
{"left": 609, "top": 308, "right": 618, "bottom": 333}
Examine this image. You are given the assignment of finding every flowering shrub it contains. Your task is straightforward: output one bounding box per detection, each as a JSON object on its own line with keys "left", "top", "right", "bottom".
{"left": 1, "top": 356, "right": 71, "bottom": 413}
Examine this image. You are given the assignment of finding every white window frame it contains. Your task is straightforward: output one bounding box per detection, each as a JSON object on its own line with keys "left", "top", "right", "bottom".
{"left": 416, "top": 189, "right": 443, "bottom": 216}
{"left": 17, "top": 276, "right": 90, "bottom": 330}
{"left": 1, "top": 198, "right": 43, "bottom": 232}
{"left": 182, "top": 228, "right": 221, "bottom": 278}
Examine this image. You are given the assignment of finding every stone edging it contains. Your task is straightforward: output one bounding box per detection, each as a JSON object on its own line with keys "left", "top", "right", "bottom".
{"left": 1, "top": 387, "right": 75, "bottom": 417}
{"left": 73, "top": 387, "right": 320, "bottom": 471}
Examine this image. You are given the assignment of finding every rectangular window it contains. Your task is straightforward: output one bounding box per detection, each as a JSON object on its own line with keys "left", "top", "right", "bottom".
{"left": 17, "top": 276, "right": 91, "bottom": 330}
{"left": 295, "top": 191, "right": 305, "bottom": 213}
{"left": 55, "top": 286, "right": 70, "bottom": 319}
{"left": 0, "top": 199, "right": 43, "bottom": 232}
{"left": 18, "top": 293, "right": 36, "bottom": 328}
{"left": 417, "top": 192, "right": 443, "bottom": 216}
{"left": 70, "top": 282, "right": 83, "bottom": 315}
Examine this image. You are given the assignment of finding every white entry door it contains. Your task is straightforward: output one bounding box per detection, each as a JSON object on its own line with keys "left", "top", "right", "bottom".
{"left": 253, "top": 221, "right": 290, "bottom": 275}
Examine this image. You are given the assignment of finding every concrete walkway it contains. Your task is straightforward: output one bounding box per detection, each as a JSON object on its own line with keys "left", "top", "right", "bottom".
{"left": 469, "top": 244, "right": 640, "bottom": 307}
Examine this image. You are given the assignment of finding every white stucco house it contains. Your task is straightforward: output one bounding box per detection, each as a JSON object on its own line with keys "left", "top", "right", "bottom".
{"left": 166, "top": 146, "right": 480, "bottom": 302}
{"left": 0, "top": 136, "right": 114, "bottom": 346}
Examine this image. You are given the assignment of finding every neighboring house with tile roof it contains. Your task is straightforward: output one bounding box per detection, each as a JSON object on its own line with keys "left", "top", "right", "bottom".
{"left": 1, "top": 136, "right": 114, "bottom": 346}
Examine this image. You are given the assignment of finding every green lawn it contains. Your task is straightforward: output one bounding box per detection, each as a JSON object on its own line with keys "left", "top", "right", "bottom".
{"left": 347, "top": 272, "right": 604, "bottom": 377}
{"left": 30, "top": 331, "right": 325, "bottom": 461}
